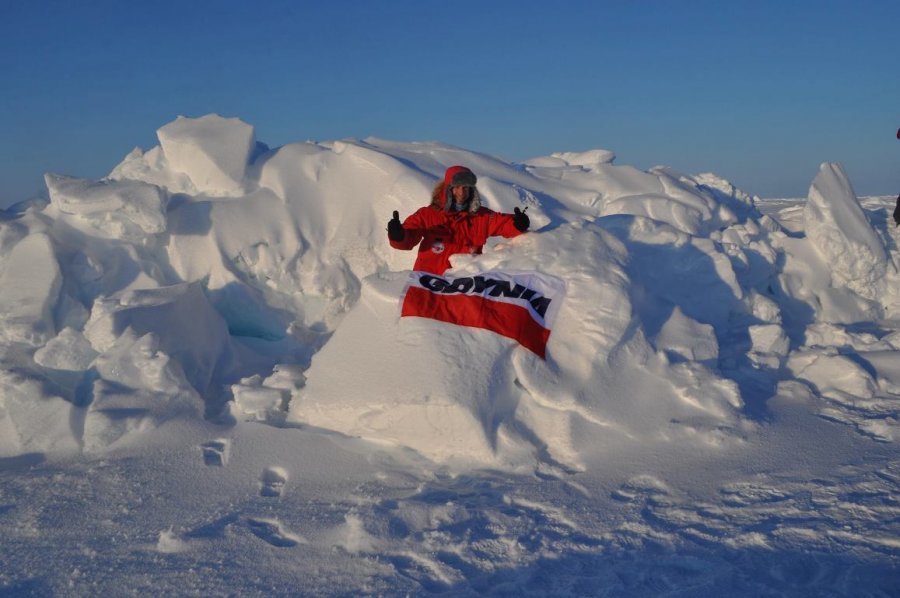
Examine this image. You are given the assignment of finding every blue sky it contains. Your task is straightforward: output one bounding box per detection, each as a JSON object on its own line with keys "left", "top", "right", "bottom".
{"left": 1, "top": 0, "right": 898, "bottom": 206}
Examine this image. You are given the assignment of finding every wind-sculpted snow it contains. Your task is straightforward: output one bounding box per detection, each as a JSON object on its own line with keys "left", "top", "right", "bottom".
{"left": 157, "top": 114, "right": 256, "bottom": 195}
{"left": 1, "top": 114, "right": 899, "bottom": 595}
{"left": 804, "top": 162, "right": 893, "bottom": 301}
{"left": 0, "top": 233, "right": 62, "bottom": 346}
{"left": 45, "top": 173, "right": 168, "bottom": 236}
{"left": 0, "top": 113, "right": 897, "bottom": 460}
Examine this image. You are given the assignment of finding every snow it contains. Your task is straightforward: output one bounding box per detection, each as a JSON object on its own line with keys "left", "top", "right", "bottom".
{"left": 0, "top": 233, "right": 62, "bottom": 346}
{"left": 0, "top": 113, "right": 898, "bottom": 595}
{"left": 804, "top": 162, "right": 893, "bottom": 301}
{"left": 156, "top": 114, "right": 256, "bottom": 195}
{"left": 45, "top": 173, "right": 168, "bottom": 237}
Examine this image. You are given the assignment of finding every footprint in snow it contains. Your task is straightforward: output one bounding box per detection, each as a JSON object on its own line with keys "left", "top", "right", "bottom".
{"left": 259, "top": 466, "right": 288, "bottom": 497}
{"left": 245, "top": 517, "right": 305, "bottom": 548}
{"left": 200, "top": 439, "right": 230, "bottom": 467}
{"left": 386, "top": 553, "right": 451, "bottom": 593}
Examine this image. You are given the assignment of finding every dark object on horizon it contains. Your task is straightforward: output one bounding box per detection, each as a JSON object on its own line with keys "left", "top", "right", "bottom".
{"left": 896, "top": 128, "right": 900, "bottom": 225}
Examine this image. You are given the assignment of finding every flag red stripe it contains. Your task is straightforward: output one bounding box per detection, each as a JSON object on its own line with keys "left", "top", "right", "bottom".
{"left": 401, "top": 287, "right": 550, "bottom": 358}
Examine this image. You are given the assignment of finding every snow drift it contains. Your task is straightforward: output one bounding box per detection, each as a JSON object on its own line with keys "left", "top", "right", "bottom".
{"left": 3, "top": 114, "right": 900, "bottom": 596}
{"left": 1, "top": 114, "right": 899, "bottom": 463}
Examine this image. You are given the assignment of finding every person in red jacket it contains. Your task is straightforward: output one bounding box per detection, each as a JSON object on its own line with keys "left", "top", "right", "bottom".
{"left": 387, "top": 165, "right": 529, "bottom": 274}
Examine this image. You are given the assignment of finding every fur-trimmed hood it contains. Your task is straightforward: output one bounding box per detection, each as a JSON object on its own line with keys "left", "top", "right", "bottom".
{"left": 430, "top": 165, "right": 482, "bottom": 213}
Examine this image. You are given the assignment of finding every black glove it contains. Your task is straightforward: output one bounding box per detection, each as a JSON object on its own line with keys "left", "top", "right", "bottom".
{"left": 387, "top": 210, "right": 405, "bottom": 241}
{"left": 512, "top": 207, "right": 530, "bottom": 232}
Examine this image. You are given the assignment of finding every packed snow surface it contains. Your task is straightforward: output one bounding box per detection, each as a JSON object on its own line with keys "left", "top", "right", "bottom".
{"left": 1, "top": 114, "right": 898, "bottom": 596}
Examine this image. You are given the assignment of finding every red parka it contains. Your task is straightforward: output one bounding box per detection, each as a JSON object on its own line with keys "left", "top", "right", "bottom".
{"left": 389, "top": 166, "right": 524, "bottom": 275}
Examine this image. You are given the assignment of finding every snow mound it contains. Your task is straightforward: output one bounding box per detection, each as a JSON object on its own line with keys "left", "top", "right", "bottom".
{"left": 290, "top": 218, "right": 746, "bottom": 468}
{"left": 289, "top": 273, "right": 521, "bottom": 465}
{"left": 4, "top": 114, "right": 900, "bottom": 595}
{"left": 0, "top": 113, "right": 896, "bottom": 469}
{"left": 804, "top": 162, "right": 892, "bottom": 301}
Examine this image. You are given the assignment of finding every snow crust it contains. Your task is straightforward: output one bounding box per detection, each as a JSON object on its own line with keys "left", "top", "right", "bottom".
{"left": 1, "top": 114, "right": 898, "bottom": 595}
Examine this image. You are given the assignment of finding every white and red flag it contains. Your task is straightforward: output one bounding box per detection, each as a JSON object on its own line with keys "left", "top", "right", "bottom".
{"left": 400, "top": 271, "right": 566, "bottom": 358}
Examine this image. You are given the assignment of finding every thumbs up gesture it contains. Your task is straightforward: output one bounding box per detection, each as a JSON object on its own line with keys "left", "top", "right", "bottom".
{"left": 512, "top": 207, "right": 530, "bottom": 232}
{"left": 387, "top": 210, "right": 405, "bottom": 241}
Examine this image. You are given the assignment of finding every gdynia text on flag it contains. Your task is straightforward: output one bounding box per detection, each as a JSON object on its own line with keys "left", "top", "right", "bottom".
{"left": 400, "top": 271, "right": 566, "bottom": 358}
